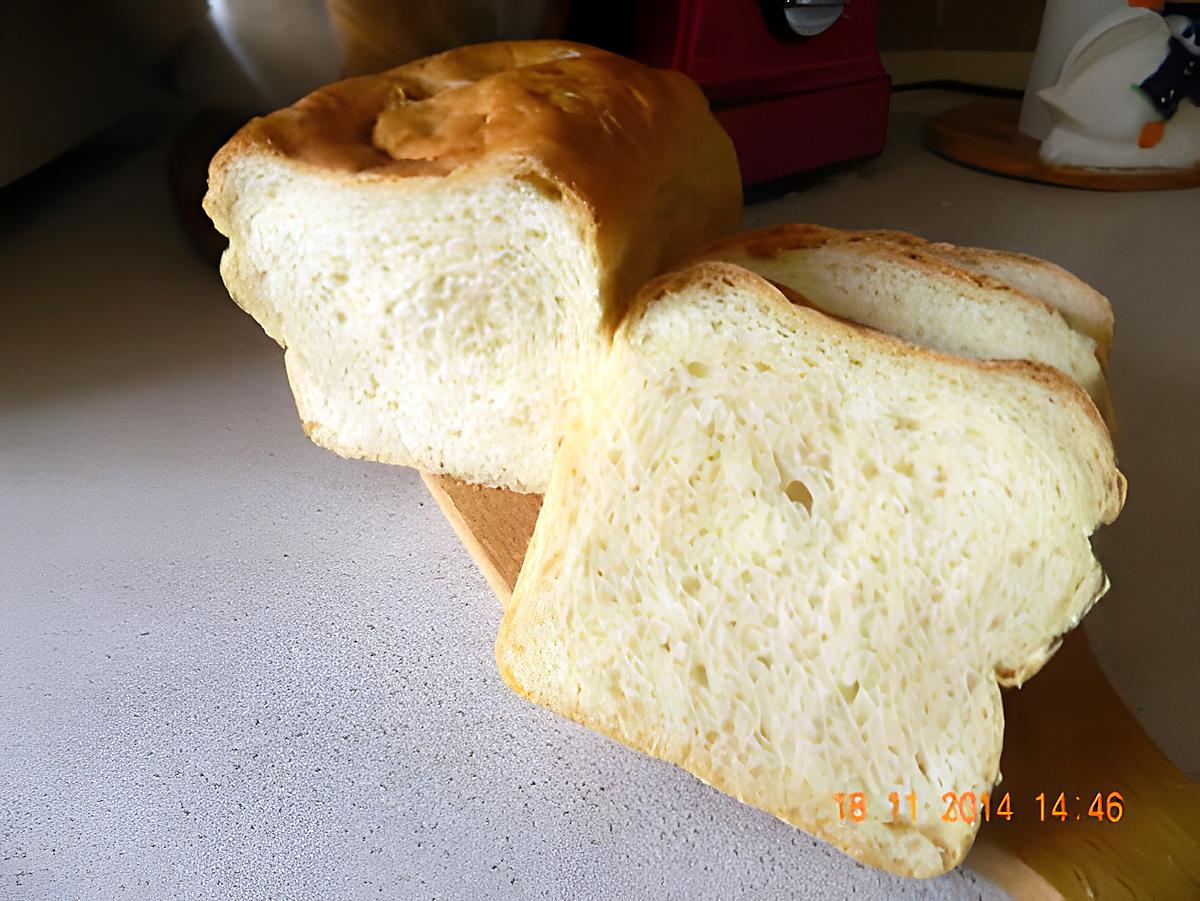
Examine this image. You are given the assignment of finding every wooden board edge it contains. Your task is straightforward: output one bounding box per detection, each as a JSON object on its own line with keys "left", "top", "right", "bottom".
{"left": 965, "top": 838, "right": 1061, "bottom": 900}
{"left": 923, "top": 98, "right": 1200, "bottom": 192}
{"left": 421, "top": 472, "right": 541, "bottom": 604}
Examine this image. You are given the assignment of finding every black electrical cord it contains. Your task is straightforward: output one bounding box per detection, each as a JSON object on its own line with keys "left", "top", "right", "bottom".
{"left": 891, "top": 80, "right": 1024, "bottom": 99}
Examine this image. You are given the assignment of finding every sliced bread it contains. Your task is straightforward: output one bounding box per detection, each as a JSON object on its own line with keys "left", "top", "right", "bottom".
{"left": 871, "top": 231, "right": 1114, "bottom": 360}
{"left": 496, "top": 261, "right": 1125, "bottom": 877}
{"left": 692, "top": 224, "right": 1113, "bottom": 419}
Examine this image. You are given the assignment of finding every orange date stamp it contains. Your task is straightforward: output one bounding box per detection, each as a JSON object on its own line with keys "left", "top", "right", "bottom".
{"left": 833, "top": 790, "right": 1124, "bottom": 824}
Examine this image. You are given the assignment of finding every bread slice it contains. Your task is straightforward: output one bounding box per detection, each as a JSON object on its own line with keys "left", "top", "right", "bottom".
{"left": 692, "top": 224, "right": 1113, "bottom": 418}
{"left": 873, "top": 232, "right": 1114, "bottom": 362}
{"left": 496, "top": 262, "right": 1125, "bottom": 878}
{"left": 204, "top": 40, "right": 741, "bottom": 492}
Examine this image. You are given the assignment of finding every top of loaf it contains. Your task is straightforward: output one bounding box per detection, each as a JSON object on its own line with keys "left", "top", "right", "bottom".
{"left": 209, "top": 40, "right": 742, "bottom": 328}
{"left": 213, "top": 39, "right": 729, "bottom": 198}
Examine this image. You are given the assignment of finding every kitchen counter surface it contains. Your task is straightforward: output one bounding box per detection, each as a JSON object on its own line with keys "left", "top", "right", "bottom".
{"left": 2, "top": 93, "right": 1196, "bottom": 899}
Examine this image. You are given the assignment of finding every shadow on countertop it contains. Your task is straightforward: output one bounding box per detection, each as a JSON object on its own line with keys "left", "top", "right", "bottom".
{"left": 0, "top": 111, "right": 270, "bottom": 415}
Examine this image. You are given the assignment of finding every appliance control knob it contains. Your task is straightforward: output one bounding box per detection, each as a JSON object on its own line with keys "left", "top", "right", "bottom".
{"left": 781, "top": 0, "right": 844, "bottom": 37}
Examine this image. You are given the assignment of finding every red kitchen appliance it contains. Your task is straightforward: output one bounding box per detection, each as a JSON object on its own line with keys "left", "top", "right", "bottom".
{"left": 630, "top": 0, "right": 890, "bottom": 185}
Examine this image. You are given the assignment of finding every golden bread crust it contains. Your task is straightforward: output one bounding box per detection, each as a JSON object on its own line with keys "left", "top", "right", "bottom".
{"left": 214, "top": 42, "right": 694, "bottom": 180}
{"left": 207, "top": 41, "right": 742, "bottom": 327}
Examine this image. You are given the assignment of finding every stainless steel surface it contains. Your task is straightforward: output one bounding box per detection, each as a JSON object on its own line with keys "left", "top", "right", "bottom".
{"left": 0, "top": 2, "right": 198, "bottom": 186}
{"left": 783, "top": 0, "right": 845, "bottom": 37}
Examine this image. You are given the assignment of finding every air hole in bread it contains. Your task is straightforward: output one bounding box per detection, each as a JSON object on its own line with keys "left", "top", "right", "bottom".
{"left": 784, "top": 479, "right": 814, "bottom": 512}
{"left": 514, "top": 171, "right": 563, "bottom": 202}
{"left": 839, "top": 680, "right": 860, "bottom": 705}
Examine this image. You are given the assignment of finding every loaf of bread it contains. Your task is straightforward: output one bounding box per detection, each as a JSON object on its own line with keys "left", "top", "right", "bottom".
{"left": 692, "top": 224, "right": 1113, "bottom": 420}
{"left": 496, "top": 261, "right": 1125, "bottom": 877}
{"left": 204, "top": 41, "right": 741, "bottom": 492}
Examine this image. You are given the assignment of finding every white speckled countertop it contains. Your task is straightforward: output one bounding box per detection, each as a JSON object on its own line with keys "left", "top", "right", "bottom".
{"left": 1, "top": 94, "right": 1196, "bottom": 899}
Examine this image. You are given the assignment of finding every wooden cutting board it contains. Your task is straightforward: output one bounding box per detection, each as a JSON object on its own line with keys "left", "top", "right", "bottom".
{"left": 423, "top": 473, "right": 1200, "bottom": 899}
{"left": 923, "top": 98, "right": 1200, "bottom": 193}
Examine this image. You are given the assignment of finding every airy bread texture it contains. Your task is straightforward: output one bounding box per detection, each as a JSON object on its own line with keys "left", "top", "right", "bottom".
{"left": 204, "top": 40, "right": 741, "bottom": 492}
{"left": 693, "top": 224, "right": 1113, "bottom": 418}
{"left": 869, "top": 231, "right": 1114, "bottom": 361}
{"left": 497, "top": 262, "right": 1125, "bottom": 878}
